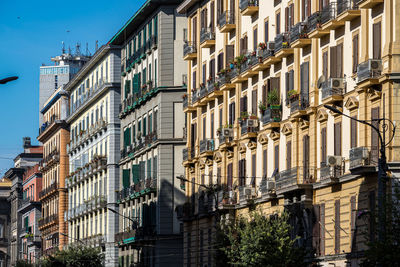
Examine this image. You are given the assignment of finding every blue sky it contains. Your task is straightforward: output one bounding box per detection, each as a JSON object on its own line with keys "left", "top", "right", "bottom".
{"left": 0, "top": 0, "right": 145, "bottom": 176}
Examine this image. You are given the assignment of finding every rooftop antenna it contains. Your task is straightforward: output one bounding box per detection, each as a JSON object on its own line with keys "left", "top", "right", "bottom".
{"left": 86, "top": 42, "right": 90, "bottom": 56}
{"left": 61, "top": 41, "right": 65, "bottom": 54}
{"left": 68, "top": 46, "right": 72, "bottom": 55}
{"left": 75, "top": 42, "right": 81, "bottom": 56}
{"left": 95, "top": 40, "right": 99, "bottom": 52}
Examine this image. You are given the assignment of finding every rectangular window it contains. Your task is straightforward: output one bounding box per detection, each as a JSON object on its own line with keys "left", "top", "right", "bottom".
{"left": 251, "top": 89, "right": 257, "bottom": 115}
{"left": 274, "top": 145, "right": 279, "bottom": 171}
{"left": 351, "top": 116, "right": 357, "bottom": 148}
{"left": 334, "top": 199, "right": 340, "bottom": 254}
{"left": 203, "top": 63, "right": 207, "bottom": 84}
{"left": 373, "top": 22, "right": 381, "bottom": 59}
{"left": 263, "top": 148, "right": 267, "bottom": 177}
{"left": 211, "top": 113, "right": 215, "bottom": 139}
{"left": 253, "top": 27, "right": 258, "bottom": 51}
{"left": 286, "top": 141, "right": 291, "bottom": 170}
{"left": 264, "top": 20, "right": 269, "bottom": 42}
{"left": 321, "top": 127, "right": 327, "bottom": 164}
{"left": 227, "top": 163, "right": 233, "bottom": 190}
{"left": 352, "top": 35, "right": 359, "bottom": 73}
{"left": 276, "top": 12, "right": 281, "bottom": 35}
{"left": 251, "top": 154, "right": 256, "bottom": 187}
{"left": 334, "top": 122, "right": 342, "bottom": 156}
{"left": 239, "top": 158, "right": 246, "bottom": 186}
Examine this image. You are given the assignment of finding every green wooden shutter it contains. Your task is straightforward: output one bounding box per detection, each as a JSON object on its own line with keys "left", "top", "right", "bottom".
{"left": 153, "top": 156, "right": 158, "bottom": 180}
{"left": 140, "top": 161, "right": 145, "bottom": 180}
{"left": 24, "top": 216, "right": 29, "bottom": 231}
{"left": 132, "top": 164, "right": 140, "bottom": 184}
{"left": 154, "top": 16, "right": 158, "bottom": 37}
{"left": 123, "top": 169, "right": 130, "bottom": 189}
{"left": 149, "top": 114, "right": 153, "bottom": 133}
{"left": 147, "top": 159, "right": 152, "bottom": 179}
{"left": 143, "top": 117, "right": 147, "bottom": 136}
{"left": 133, "top": 74, "right": 139, "bottom": 93}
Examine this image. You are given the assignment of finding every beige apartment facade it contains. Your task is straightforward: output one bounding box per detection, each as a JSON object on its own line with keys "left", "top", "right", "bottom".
{"left": 178, "top": 0, "right": 400, "bottom": 266}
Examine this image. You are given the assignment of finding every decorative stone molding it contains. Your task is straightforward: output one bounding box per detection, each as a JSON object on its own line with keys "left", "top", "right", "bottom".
{"left": 367, "top": 88, "right": 382, "bottom": 102}
{"left": 227, "top": 150, "right": 234, "bottom": 159}
{"left": 344, "top": 96, "right": 359, "bottom": 111}
{"left": 270, "top": 130, "right": 280, "bottom": 141}
{"left": 247, "top": 141, "right": 257, "bottom": 150}
{"left": 317, "top": 109, "right": 328, "bottom": 122}
{"left": 214, "top": 152, "right": 222, "bottom": 163}
{"left": 238, "top": 143, "right": 247, "bottom": 154}
{"left": 258, "top": 133, "right": 269, "bottom": 145}
{"left": 281, "top": 123, "right": 292, "bottom": 136}
{"left": 299, "top": 118, "right": 310, "bottom": 130}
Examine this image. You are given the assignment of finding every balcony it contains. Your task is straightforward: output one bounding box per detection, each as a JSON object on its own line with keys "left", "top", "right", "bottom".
{"left": 218, "top": 190, "right": 237, "bottom": 210}
{"left": 230, "top": 66, "right": 247, "bottom": 83}
{"left": 207, "top": 79, "right": 223, "bottom": 99}
{"left": 238, "top": 186, "right": 257, "bottom": 204}
{"left": 183, "top": 94, "right": 196, "bottom": 113}
{"left": 183, "top": 42, "right": 197, "bottom": 60}
{"left": 274, "top": 33, "right": 293, "bottom": 59}
{"left": 290, "top": 22, "right": 311, "bottom": 48}
{"left": 144, "top": 131, "right": 158, "bottom": 146}
{"left": 240, "top": 118, "right": 259, "bottom": 139}
{"left": 218, "top": 127, "right": 234, "bottom": 149}
{"left": 217, "top": 71, "right": 235, "bottom": 91}
{"left": 319, "top": 3, "right": 345, "bottom": 31}
{"left": 240, "top": 53, "right": 259, "bottom": 78}
{"left": 39, "top": 182, "right": 58, "bottom": 199}
{"left": 251, "top": 48, "right": 272, "bottom": 71}
{"left": 200, "top": 28, "right": 215, "bottom": 48}
{"left": 289, "top": 94, "right": 309, "bottom": 117}
{"left": 319, "top": 164, "right": 342, "bottom": 185}
{"left": 275, "top": 167, "right": 314, "bottom": 195}
{"left": 70, "top": 78, "right": 107, "bottom": 115}
{"left": 336, "top": 0, "right": 361, "bottom": 21}
{"left": 199, "top": 139, "right": 215, "bottom": 157}
{"left": 349, "top": 147, "right": 376, "bottom": 174}
{"left": 26, "top": 236, "right": 42, "bottom": 247}
{"left": 240, "top": 0, "right": 259, "bottom": 16}
{"left": 262, "top": 107, "right": 281, "bottom": 128}
{"left": 357, "top": 59, "right": 382, "bottom": 88}
{"left": 321, "top": 78, "right": 345, "bottom": 104}
{"left": 183, "top": 147, "right": 195, "bottom": 165}
{"left": 258, "top": 178, "right": 276, "bottom": 200}
{"left": 308, "top": 11, "right": 331, "bottom": 38}
{"left": 218, "top": 10, "right": 235, "bottom": 33}
{"left": 115, "top": 230, "right": 137, "bottom": 245}
{"left": 198, "top": 86, "right": 208, "bottom": 104}
{"left": 38, "top": 214, "right": 58, "bottom": 228}
{"left": 356, "top": 0, "right": 383, "bottom": 9}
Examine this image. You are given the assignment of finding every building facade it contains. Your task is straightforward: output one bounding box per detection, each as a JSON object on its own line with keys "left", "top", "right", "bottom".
{"left": 37, "top": 87, "right": 70, "bottom": 255}
{"left": 64, "top": 44, "right": 121, "bottom": 267}
{"left": 0, "top": 178, "right": 11, "bottom": 267}
{"left": 5, "top": 139, "right": 42, "bottom": 266}
{"left": 178, "top": 0, "right": 400, "bottom": 266}
{"left": 110, "top": 0, "right": 187, "bottom": 266}
{"left": 39, "top": 49, "right": 89, "bottom": 126}
{"left": 18, "top": 164, "right": 42, "bottom": 264}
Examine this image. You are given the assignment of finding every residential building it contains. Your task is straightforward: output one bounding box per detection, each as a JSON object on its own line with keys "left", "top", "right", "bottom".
{"left": 4, "top": 138, "right": 42, "bottom": 266}
{"left": 39, "top": 47, "right": 90, "bottom": 126}
{"left": 110, "top": 0, "right": 187, "bottom": 266}
{"left": 178, "top": 0, "right": 400, "bottom": 266}
{"left": 37, "top": 87, "right": 70, "bottom": 255}
{"left": 18, "top": 164, "right": 42, "bottom": 264}
{"left": 64, "top": 44, "right": 121, "bottom": 267}
{"left": 0, "top": 178, "right": 11, "bottom": 267}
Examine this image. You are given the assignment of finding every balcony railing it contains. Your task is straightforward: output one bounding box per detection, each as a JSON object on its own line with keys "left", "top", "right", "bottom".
{"left": 289, "top": 95, "right": 309, "bottom": 114}
{"left": 307, "top": 11, "right": 323, "bottom": 32}
{"left": 207, "top": 79, "right": 219, "bottom": 94}
{"left": 262, "top": 107, "right": 281, "bottom": 124}
{"left": 217, "top": 71, "right": 231, "bottom": 86}
{"left": 199, "top": 86, "right": 208, "bottom": 100}
{"left": 320, "top": 164, "right": 343, "bottom": 183}
{"left": 70, "top": 78, "right": 106, "bottom": 114}
{"left": 39, "top": 115, "right": 60, "bottom": 135}
{"left": 290, "top": 22, "right": 309, "bottom": 43}
{"left": 321, "top": 78, "right": 345, "bottom": 100}
{"left": 320, "top": 3, "right": 337, "bottom": 25}
{"left": 199, "top": 139, "right": 215, "bottom": 154}
{"left": 258, "top": 46, "right": 275, "bottom": 60}
{"left": 183, "top": 148, "right": 189, "bottom": 162}
{"left": 240, "top": 119, "right": 260, "bottom": 135}
{"left": 39, "top": 182, "right": 58, "bottom": 199}
{"left": 38, "top": 214, "right": 58, "bottom": 228}
{"left": 183, "top": 42, "right": 197, "bottom": 57}
{"left": 240, "top": 0, "right": 259, "bottom": 10}
{"left": 349, "top": 146, "right": 375, "bottom": 170}
{"left": 191, "top": 91, "right": 199, "bottom": 104}
{"left": 218, "top": 10, "right": 235, "bottom": 28}
{"left": 200, "top": 28, "right": 215, "bottom": 44}
{"left": 274, "top": 33, "right": 290, "bottom": 53}
{"left": 183, "top": 95, "right": 192, "bottom": 109}
{"left": 276, "top": 167, "right": 314, "bottom": 194}
{"left": 357, "top": 59, "right": 382, "bottom": 83}
{"left": 337, "top": 0, "right": 358, "bottom": 15}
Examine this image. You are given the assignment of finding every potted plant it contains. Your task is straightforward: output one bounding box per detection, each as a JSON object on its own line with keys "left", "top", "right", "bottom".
{"left": 218, "top": 68, "right": 226, "bottom": 76}
{"left": 258, "top": 42, "right": 267, "bottom": 50}
{"left": 214, "top": 81, "right": 219, "bottom": 90}
{"left": 267, "top": 88, "right": 281, "bottom": 108}
{"left": 249, "top": 113, "right": 258, "bottom": 120}
{"left": 182, "top": 93, "right": 188, "bottom": 99}
{"left": 258, "top": 101, "right": 267, "bottom": 114}
{"left": 287, "top": 89, "right": 299, "bottom": 100}
{"left": 282, "top": 41, "right": 289, "bottom": 48}
{"left": 239, "top": 111, "right": 249, "bottom": 121}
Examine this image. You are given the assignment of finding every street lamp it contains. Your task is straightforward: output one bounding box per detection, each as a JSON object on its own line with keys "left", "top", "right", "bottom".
{"left": 107, "top": 206, "right": 139, "bottom": 229}
{"left": 324, "top": 104, "right": 396, "bottom": 244}
{"left": 0, "top": 76, "right": 18, "bottom": 84}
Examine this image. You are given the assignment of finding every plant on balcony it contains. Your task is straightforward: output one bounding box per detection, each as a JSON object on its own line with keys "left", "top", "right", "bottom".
{"left": 214, "top": 81, "right": 220, "bottom": 89}
{"left": 121, "top": 71, "right": 126, "bottom": 77}
{"left": 287, "top": 89, "right": 299, "bottom": 100}
{"left": 218, "top": 68, "right": 227, "bottom": 76}
{"left": 267, "top": 88, "right": 280, "bottom": 108}
{"left": 258, "top": 101, "right": 267, "bottom": 114}
{"left": 233, "top": 55, "right": 247, "bottom": 68}
{"left": 200, "top": 83, "right": 205, "bottom": 88}
{"left": 258, "top": 42, "right": 267, "bottom": 50}
{"left": 239, "top": 111, "right": 250, "bottom": 121}
{"left": 182, "top": 93, "right": 188, "bottom": 99}
{"left": 282, "top": 41, "right": 289, "bottom": 48}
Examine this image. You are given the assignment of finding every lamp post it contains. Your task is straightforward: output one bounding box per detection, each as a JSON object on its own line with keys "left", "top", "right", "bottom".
{"left": 324, "top": 104, "right": 396, "bottom": 244}
{"left": 0, "top": 76, "right": 18, "bottom": 84}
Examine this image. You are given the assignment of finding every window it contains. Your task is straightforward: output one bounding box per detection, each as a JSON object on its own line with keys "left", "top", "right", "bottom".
{"left": 286, "top": 141, "right": 292, "bottom": 170}
{"left": 264, "top": 20, "right": 269, "bottom": 42}
{"left": 239, "top": 158, "right": 246, "bottom": 186}
{"left": 334, "top": 199, "right": 340, "bottom": 254}
{"left": 321, "top": 127, "right": 327, "bottom": 164}
{"left": 253, "top": 27, "right": 258, "bottom": 51}
{"left": 276, "top": 12, "right": 281, "bottom": 35}
{"left": 352, "top": 34, "right": 359, "bottom": 73}
{"left": 274, "top": 145, "right": 279, "bottom": 171}
{"left": 351, "top": 116, "right": 357, "bottom": 148}
{"left": 373, "top": 22, "right": 381, "bottom": 59}
{"left": 334, "top": 122, "right": 342, "bottom": 156}
{"left": 251, "top": 89, "right": 257, "bottom": 115}
{"left": 330, "top": 44, "right": 343, "bottom": 78}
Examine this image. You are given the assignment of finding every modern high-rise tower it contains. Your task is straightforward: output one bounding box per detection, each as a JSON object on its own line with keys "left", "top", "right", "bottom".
{"left": 39, "top": 45, "right": 90, "bottom": 126}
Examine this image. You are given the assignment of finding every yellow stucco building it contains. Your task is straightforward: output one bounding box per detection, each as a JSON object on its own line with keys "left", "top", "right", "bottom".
{"left": 177, "top": 0, "right": 400, "bottom": 265}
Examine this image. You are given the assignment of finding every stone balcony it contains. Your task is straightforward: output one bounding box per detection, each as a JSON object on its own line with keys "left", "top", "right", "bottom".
{"left": 276, "top": 167, "right": 314, "bottom": 195}
{"left": 200, "top": 28, "right": 215, "bottom": 48}
{"left": 240, "top": 0, "right": 259, "bottom": 16}
{"left": 336, "top": 0, "right": 361, "bottom": 21}
{"left": 199, "top": 139, "right": 215, "bottom": 157}
{"left": 183, "top": 42, "right": 197, "bottom": 60}
{"left": 349, "top": 146, "right": 376, "bottom": 174}
{"left": 218, "top": 10, "right": 235, "bottom": 32}
{"left": 357, "top": 59, "right": 382, "bottom": 89}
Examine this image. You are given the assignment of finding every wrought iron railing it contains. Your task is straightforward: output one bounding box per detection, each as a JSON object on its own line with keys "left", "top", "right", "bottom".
{"left": 337, "top": 0, "right": 358, "bottom": 15}
{"left": 200, "top": 27, "right": 215, "bottom": 44}
{"left": 240, "top": 0, "right": 259, "bottom": 10}
{"left": 183, "top": 42, "right": 197, "bottom": 57}
{"left": 274, "top": 33, "right": 290, "bottom": 53}
{"left": 290, "top": 95, "right": 309, "bottom": 114}
{"left": 262, "top": 107, "right": 281, "bottom": 124}
{"left": 218, "top": 10, "right": 235, "bottom": 28}
{"left": 357, "top": 59, "right": 382, "bottom": 83}
{"left": 240, "top": 120, "right": 260, "bottom": 135}
{"left": 349, "top": 146, "right": 372, "bottom": 169}
{"left": 289, "top": 22, "right": 309, "bottom": 43}
{"left": 321, "top": 78, "right": 345, "bottom": 100}
{"left": 199, "top": 139, "right": 215, "bottom": 154}
{"left": 276, "top": 167, "right": 315, "bottom": 192}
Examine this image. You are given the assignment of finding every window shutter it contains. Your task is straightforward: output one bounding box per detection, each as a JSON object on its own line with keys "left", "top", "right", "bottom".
{"left": 153, "top": 156, "right": 157, "bottom": 179}
{"left": 320, "top": 203, "right": 325, "bottom": 255}
{"left": 334, "top": 199, "right": 340, "bottom": 254}
{"left": 285, "top": 72, "right": 290, "bottom": 98}
{"left": 351, "top": 195, "right": 357, "bottom": 251}
{"left": 193, "top": 18, "right": 197, "bottom": 44}
{"left": 373, "top": 22, "right": 381, "bottom": 59}
{"left": 285, "top": 7, "right": 289, "bottom": 32}
{"left": 303, "top": 135, "right": 310, "bottom": 179}
{"left": 321, "top": 127, "right": 327, "bottom": 164}
{"left": 353, "top": 35, "right": 359, "bottom": 73}
{"left": 334, "top": 122, "right": 342, "bottom": 156}
{"left": 274, "top": 145, "right": 279, "bottom": 171}
{"left": 303, "top": 61, "right": 309, "bottom": 105}
{"left": 229, "top": 103, "right": 233, "bottom": 125}
{"left": 239, "top": 97, "right": 244, "bottom": 113}
{"left": 211, "top": 113, "right": 215, "bottom": 139}
{"left": 330, "top": 46, "right": 337, "bottom": 78}
{"left": 312, "top": 205, "right": 321, "bottom": 256}
{"left": 202, "top": 117, "right": 206, "bottom": 139}
{"left": 276, "top": 13, "right": 281, "bottom": 35}
{"left": 239, "top": 159, "right": 243, "bottom": 186}
{"left": 290, "top": 70, "right": 294, "bottom": 91}
{"left": 227, "top": 163, "right": 233, "bottom": 190}
{"left": 337, "top": 44, "right": 343, "bottom": 78}
{"left": 132, "top": 165, "right": 140, "bottom": 184}
{"left": 217, "top": 167, "right": 221, "bottom": 185}
{"left": 251, "top": 154, "right": 256, "bottom": 187}
{"left": 244, "top": 35, "right": 248, "bottom": 52}
{"left": 286, "top": 141, "right": 291, "bottom": 170}
{"left": 263, "top": 148, "right": 267, "bottom": 177}
{"left": 302, "top": 0, "right": 305, "bottom": 21}
{"left": 230, "top": 0, "right": 235, "bottom": 12}
{"left": 217, "top": 0, "right": 221, "bottom": 16}
{"left": 252, "top": 89, "right": 257, "bottom": 115}
{"left": 371, "top": 107, "right": 380, "bottom": 164}
{"left": 203, "top": 64, "right": 207, "bottom": 84}
{"left": 226, "top": 45, "right": 234, "bottom": 66}
{"left": 192, "top": 70, "right": 197, "bottom": 89}
{"left": 307, "top": 0, "right": 311, "bottom": 17}
{"left": 253, "top": 28, "right": 258, "bottom": 51}
{"left": 351, "top": 117, "right": 357, "bottom": 148}
{"left": 291, "top": 4, "right": 294, "bottom": 27}
{"left": 123, "top": 169, "right": 130, "bottom": 189}
{"left": 323, "top": 51, "right": 328, "bottom": 79}
{"left": 210, "top": 59, "right": 215, "bottom": 80}
{"left": 232, "top": 102, "right": 235, "bottom": 124}
{"left": 262, "top": 84, "right": 267, "bottom": 104}
{"left": 264, "top": 20, "right": 269, "bottom": 42}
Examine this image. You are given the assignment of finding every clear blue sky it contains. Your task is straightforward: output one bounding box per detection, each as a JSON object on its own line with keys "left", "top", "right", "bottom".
{"left": 0, "top": 0, "right": 145, "bottom": 176}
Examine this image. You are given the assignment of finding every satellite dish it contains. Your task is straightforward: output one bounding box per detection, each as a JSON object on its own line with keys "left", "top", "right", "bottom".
{"left": 317, "top": 75, "right": 326, "bottom": 89}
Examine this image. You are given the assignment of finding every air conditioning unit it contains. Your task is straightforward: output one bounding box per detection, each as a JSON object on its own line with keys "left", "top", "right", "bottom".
{"left": 267, "top": 41, "right": 275, "bottom": 51}
{"left": 328, "top": 78, "right": 345, "bottom": 89}
{"left": 244, "top": 187, "right": 256, "bottom": 198}
{"left": 267, "top": 180, "right": 276, "bottom": 191}
{"left": 327, "top": 155, "right": 343, "bottom": 167}
{"left": 222, "top": 128, "right": 233, "bottom": 138}
{"left": 245, "top": 119, "right": 259, "bottom": 127}
{"left": 350, "top": 146, "right": 369, "bottom": 160}
{"left": 368, "top": 59, "right": 382, "bottom": 72}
